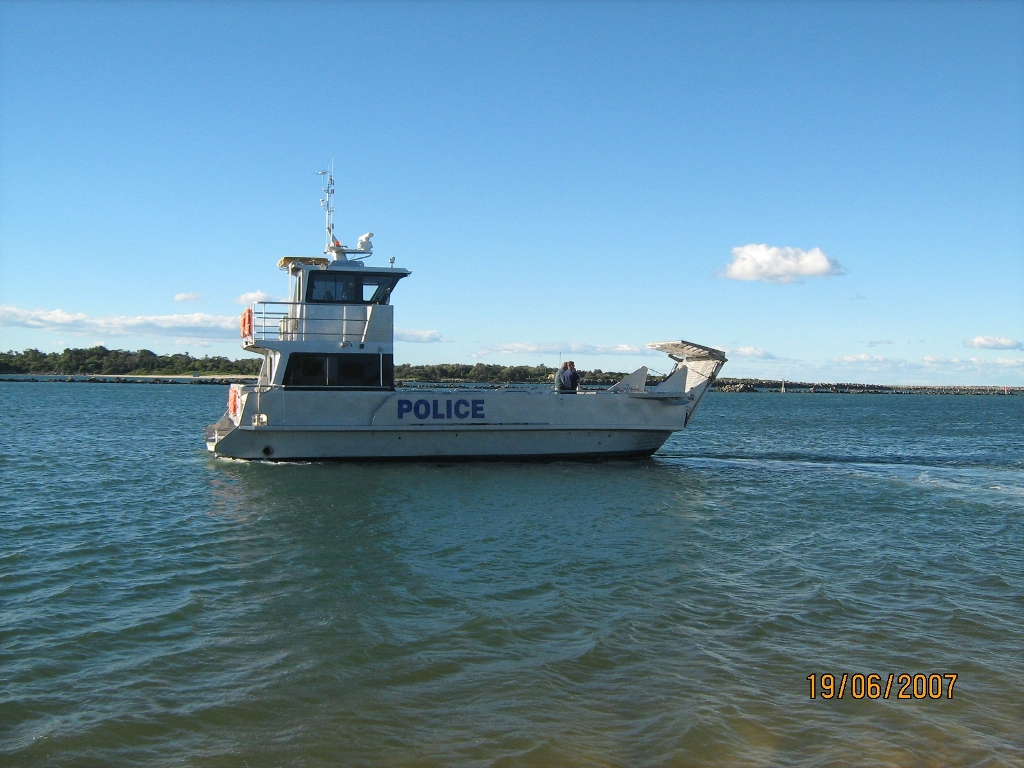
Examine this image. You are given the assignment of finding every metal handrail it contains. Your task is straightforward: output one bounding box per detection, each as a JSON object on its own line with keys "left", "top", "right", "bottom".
{"left": 250, "top": 301, "right": 371, "bottom": 342}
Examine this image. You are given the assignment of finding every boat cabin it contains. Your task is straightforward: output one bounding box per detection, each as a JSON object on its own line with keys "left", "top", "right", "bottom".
{"left": 240, "top": 172, "right": 412, "bottom": 393}
{"left": 242, "top": 257, "right": 411, "bottom": 391}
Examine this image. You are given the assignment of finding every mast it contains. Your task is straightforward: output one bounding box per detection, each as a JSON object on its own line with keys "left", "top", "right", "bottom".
{"left": 318, "top": 161, "right": 340, "bottom": 256}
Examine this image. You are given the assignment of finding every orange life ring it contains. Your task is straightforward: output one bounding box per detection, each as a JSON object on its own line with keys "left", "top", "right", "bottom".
{"left": 227, "top": 386, "right": 238, "bottom": 417}
{"left": 240, "top": 308, "right": 253, "bottom": 338}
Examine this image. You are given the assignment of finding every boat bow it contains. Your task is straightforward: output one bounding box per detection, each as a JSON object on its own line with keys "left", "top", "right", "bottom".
{"left": 646, "top": 340, "right": 727, "bottom": 423}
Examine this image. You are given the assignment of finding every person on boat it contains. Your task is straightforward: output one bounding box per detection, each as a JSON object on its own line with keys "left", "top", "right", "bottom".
{"left": 568, "top": 361, "right": 581, "bottom": 390}
{"left": 560, "top": 361, "right": 580, "bottom": 392}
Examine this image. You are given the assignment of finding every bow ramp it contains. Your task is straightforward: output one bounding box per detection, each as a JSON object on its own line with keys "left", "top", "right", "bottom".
{"left": 640, "top": 340, "right": 728, "bottom": 420}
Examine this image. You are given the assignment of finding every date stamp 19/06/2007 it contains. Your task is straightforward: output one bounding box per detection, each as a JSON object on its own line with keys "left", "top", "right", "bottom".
{"left": 807, "top": 673, "right": 958, "bottom": 700}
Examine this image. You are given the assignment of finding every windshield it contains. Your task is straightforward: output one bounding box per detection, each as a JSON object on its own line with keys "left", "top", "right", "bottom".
{"left": 306, "top": 271, "right": 400, "bottom": 305}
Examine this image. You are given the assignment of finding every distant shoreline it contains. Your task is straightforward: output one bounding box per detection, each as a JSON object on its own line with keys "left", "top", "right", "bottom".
{"left": 4, "top": 349, "right": 1019, "bottom": 393}
{"left": 0, "top": 374, "right": 1019, "bottom": 395}
{"left": 0, "top": 374, "right": 255, "bottom": 385}
{"left": 712, "top": 381, "right": 1021, "bottom": 396}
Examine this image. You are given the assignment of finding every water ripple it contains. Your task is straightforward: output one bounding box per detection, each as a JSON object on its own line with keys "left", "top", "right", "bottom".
{"left": 1, "top": 385, "right": 1022, "bottom": 766}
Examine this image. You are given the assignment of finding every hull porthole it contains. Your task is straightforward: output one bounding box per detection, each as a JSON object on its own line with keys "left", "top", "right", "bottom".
{"left": 262, "top": 445, "right": 274, "bottom": 457}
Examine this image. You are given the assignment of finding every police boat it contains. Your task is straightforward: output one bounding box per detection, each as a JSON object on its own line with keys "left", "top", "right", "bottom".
{"left": 204, "top": 171, "right": 727, "bottom": 460}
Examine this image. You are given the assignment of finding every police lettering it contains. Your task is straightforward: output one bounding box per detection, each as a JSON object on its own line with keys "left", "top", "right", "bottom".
{"left": 397, "top": 398, "right": 485, "bottom": 420}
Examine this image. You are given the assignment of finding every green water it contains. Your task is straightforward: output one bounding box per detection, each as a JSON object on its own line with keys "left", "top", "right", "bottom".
{"left": 1, "top": 384, "right": 1022, "bottom": 766}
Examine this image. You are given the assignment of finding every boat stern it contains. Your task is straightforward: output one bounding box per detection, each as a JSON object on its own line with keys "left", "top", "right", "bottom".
{"left": 204, "top": 382, "right": 248, "bottom": 452}
{"left": 645, "top": 339, "right": 727, "bottom": 424}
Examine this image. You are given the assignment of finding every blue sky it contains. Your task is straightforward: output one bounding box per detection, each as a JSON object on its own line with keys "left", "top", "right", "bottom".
{"left": 1, "top": 0, "right": 1022, "bottom": 384}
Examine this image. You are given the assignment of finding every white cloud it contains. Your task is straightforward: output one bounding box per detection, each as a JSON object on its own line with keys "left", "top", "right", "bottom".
{"left": 829, "top": 354, "right": 901, "bottom": 373}
{"left": 235, "top": 291, "right": 275, "bottom": 305}
{"left": 963, "top": 336, "right": 1022, "bottom": 350}
{"left": 0, "top": 306, "right": 459, "bottom": 346}
{"left": 829, "top": 352, "right": 1024, "bottom": 376}
{"left": 868, "top": 340, "right": 894, "bottom": 347}
{"left": 173, "top": 338, "right": 215, "bottom": 348}
{"left": 0, "top": 305, "right": 237, "bottom": 339}
{"left": 721, "top": 244, "right": 843, "bottom": 283}
{"left": 923, "top": 355, "right": 1024, "bottom": 369}
{"left": 174, "top": 292, "right": 202, "bottom": 302}
{"left": 835, "top": 354, "right": 891, "bottom": 364}
{"left": 472, "top": 341, "right": 650, "bottom": 358}
{"left": 719, "top": 345, "right": 800, "bottom": 363}
{"left": 395, "top": 329, "right": 449, "bottom": 343}
{"left": 729, "top": 346, "right": 777, "bottom": 359}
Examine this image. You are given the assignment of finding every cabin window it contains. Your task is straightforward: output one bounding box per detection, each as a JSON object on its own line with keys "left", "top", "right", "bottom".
{"left": 283, "top": 353, "right": 395, "bottom": 389}
{"left": 308, "top": 272, "right": 358, "bottom": 303}
{"left": 361, "top": 276, "right": 399, "bottom": 304}
{"left": 306, "top": 271, "right": 400, "bottom": 305}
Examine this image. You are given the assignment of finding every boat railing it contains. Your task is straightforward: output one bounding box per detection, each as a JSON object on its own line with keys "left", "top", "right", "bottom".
{"left": 250, "top": 301, "right": 373, "bottom": 343}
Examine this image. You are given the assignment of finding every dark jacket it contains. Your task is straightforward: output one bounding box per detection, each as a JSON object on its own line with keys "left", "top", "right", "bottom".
{"left": 560, "top": 367, "right": 580, "bottom": 391}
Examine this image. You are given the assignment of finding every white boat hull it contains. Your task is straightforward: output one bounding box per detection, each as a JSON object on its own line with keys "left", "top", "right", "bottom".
{"left": 206, "top": 387, "right": 693, "bottom": 460}
{"left": 209, "top": 423, "right": 672, "bottom": 460}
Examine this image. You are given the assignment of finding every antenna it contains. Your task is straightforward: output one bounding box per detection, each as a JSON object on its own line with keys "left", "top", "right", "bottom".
{"left": 318, "top": 158, "right": 337, "bottom": 255}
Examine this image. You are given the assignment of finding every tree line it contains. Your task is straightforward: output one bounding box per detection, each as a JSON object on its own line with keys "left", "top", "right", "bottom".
{"left": 0, "top": 347, "right": 262, "bottom": 376}
{"left": 0, "top": 347, "right": 640, "bottom": 383}
{"left": 394, "top": 363, "right": 634, "bottom": 385}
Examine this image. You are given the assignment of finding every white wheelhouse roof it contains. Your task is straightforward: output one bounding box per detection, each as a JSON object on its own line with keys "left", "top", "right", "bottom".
{"left": 646, "top": 340, "right": 727, "bottom": 363}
